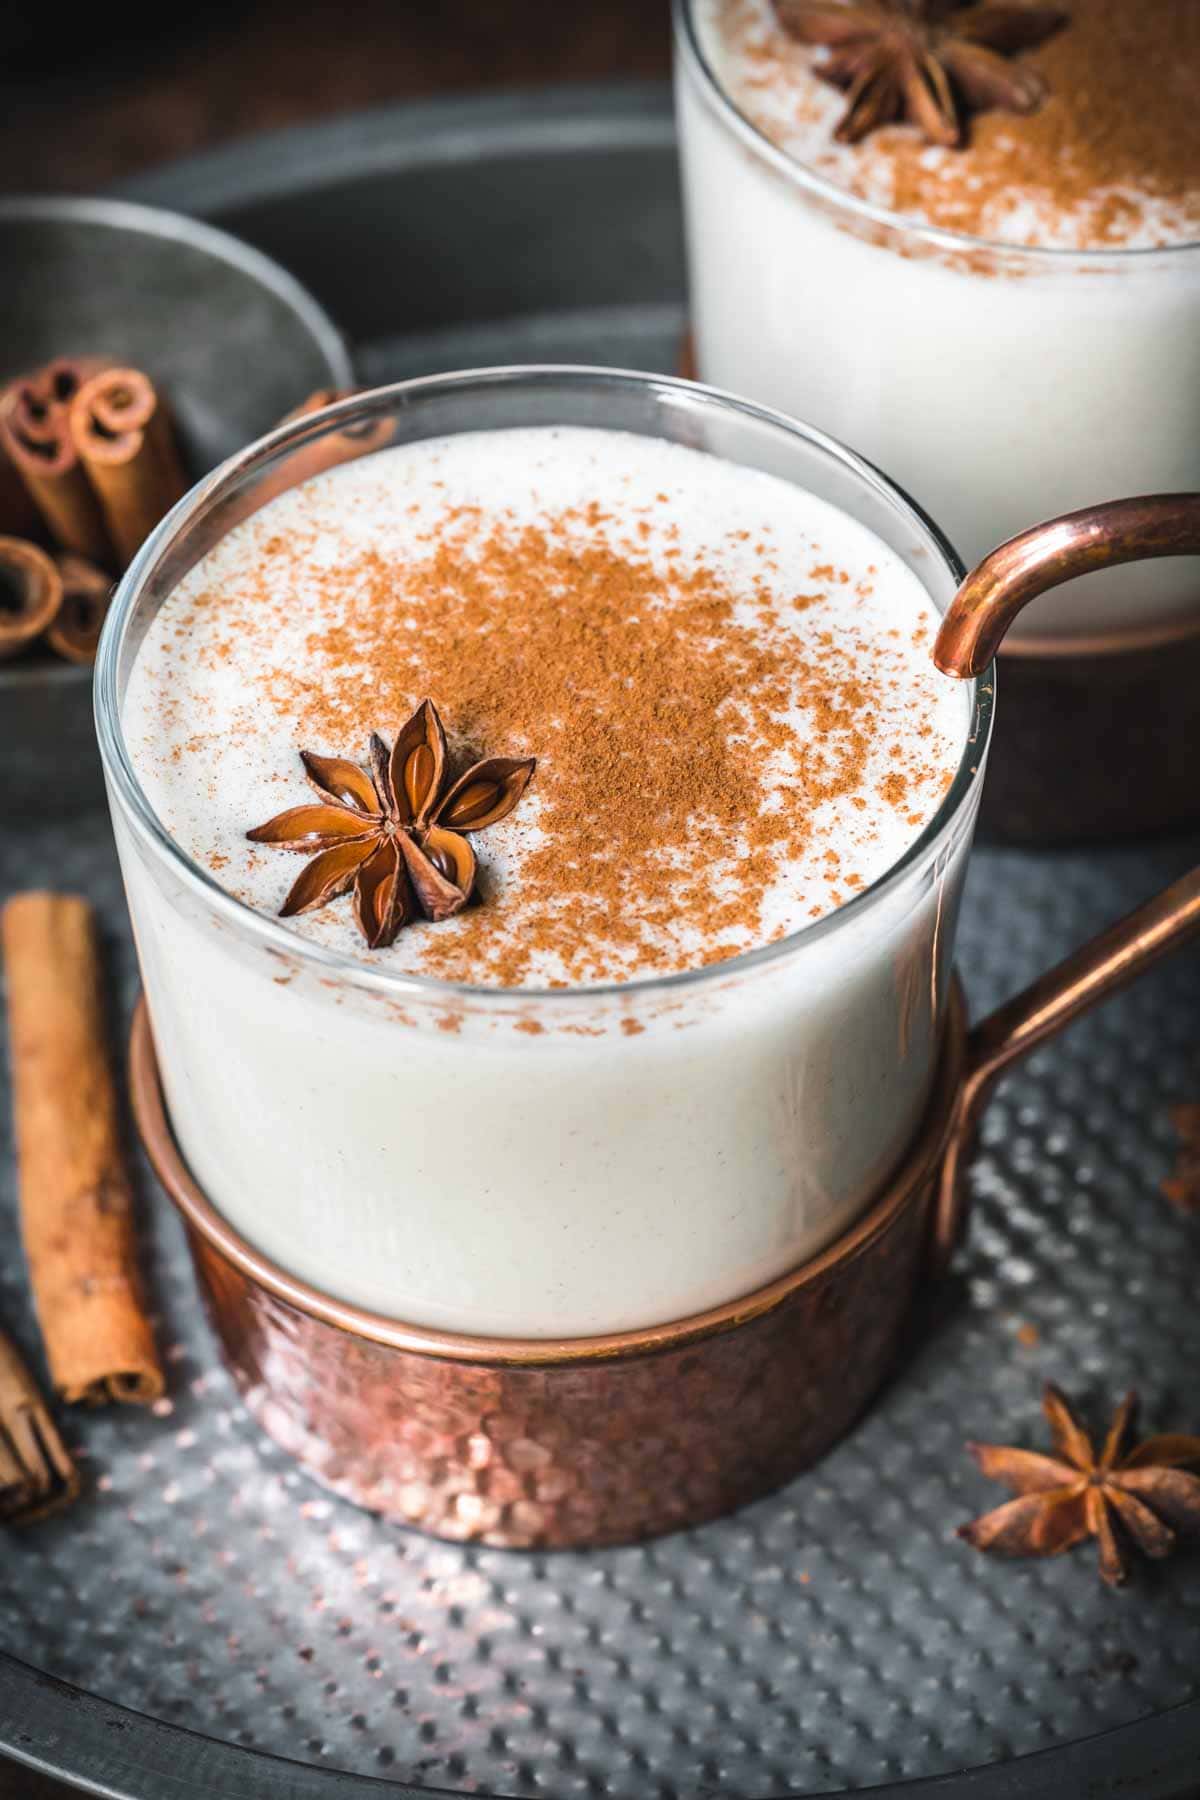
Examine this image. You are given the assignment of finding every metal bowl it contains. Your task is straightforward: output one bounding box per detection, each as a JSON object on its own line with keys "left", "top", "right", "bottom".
{"left": 0, "top": 194, "right": 353, "bottom": 813}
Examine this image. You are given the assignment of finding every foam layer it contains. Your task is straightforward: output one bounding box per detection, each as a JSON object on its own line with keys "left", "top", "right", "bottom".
{"left": 123, "top": 425, "right": 966, "bottom": 988}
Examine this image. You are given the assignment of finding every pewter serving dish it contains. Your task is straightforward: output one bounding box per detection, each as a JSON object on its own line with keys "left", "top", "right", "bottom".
{"left": 1, "top": 87, "right": 1199, "bottom": 1800}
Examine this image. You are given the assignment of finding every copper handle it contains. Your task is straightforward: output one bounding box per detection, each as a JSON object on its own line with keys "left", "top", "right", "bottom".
{"left": 933, "top": 869, "right": 1200, "bottom": 1265}
{"left": 931, "top": 493, "right": 1200, "bottom": 1263}
{"left": 934, "top": 494, "right": 1200, "bottom": 677}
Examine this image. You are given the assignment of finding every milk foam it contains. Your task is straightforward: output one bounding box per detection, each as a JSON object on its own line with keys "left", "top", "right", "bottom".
{"left": 124, "top": 426, "right": 966, "bottom": 988}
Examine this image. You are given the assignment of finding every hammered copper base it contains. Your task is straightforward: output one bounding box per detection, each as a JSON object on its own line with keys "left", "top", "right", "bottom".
{"left": 129, "top": 994, "right": 966, "bottom": 1549}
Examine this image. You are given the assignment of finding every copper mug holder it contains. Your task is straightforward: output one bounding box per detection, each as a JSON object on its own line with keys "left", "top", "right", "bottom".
{"left": 129, "top": 498, "right": 1200, "bottom": 1550}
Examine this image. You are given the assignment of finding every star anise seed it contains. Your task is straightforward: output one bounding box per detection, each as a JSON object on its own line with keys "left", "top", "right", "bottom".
{"left": 775, "top": 0, "right": 1067, "bottom": 147}
{"left": 246, "top": 699, "right": 535, "bottom": 950}
{"left": 959, "top": 1384, "right": 1200, "bottom": 1588}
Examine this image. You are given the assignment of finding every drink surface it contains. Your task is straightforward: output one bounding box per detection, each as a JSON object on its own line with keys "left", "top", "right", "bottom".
{"left": 124, "top": 425, "right": 966, "bottom": 989}
{"left": 696, "top": 0, "right": 1200, "bottom": 251}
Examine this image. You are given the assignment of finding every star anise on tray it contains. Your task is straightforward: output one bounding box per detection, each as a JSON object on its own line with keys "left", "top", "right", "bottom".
{"left": 247, "top": 700, "right": 536, "bottom": 950}
{"left": 774, "top": 0, "right": 1068, "bottom": 147}
{"left": 959, "top": 1384, "right": 1200, "bottom": 1588}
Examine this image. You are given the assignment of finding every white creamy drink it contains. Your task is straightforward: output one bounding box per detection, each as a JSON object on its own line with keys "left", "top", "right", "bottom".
{"left": 118, "top": 422, "right": 970, "bottom": 1337}
{"left": 678, "top": 0, "right": 1200, "bottom": 641}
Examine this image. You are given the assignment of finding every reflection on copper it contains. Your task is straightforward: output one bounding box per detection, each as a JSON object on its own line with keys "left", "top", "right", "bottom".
{"left": 935, "top": 494, "right": 1200, "bottom": 677}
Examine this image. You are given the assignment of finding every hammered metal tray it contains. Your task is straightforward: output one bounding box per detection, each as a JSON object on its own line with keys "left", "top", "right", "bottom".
{"left": 2, "top": 85, "right": 1200, "bottom": 1800}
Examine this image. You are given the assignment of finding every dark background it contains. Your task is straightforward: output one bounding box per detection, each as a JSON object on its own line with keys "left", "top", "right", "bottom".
{"left": 0, "top": 1, "right": 671, "bottom": 196}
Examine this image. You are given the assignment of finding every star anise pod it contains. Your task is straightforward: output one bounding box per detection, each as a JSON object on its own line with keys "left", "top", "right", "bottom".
{"left": 774, "top": 0, "right": 1068, "bottom": 147}
{"left": 959, "top": 1384, "right": 1200, "bottom": 1587}
{"left": 247, "top": 699, "right": 535, "bottom": 950}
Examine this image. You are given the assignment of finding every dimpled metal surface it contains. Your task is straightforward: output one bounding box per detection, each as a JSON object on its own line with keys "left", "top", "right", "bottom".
{"left": 183, "top": 1197, "right": 932, "bottom": 1551}
{"left": 4, "top": 807, "right": 1200, "bottom": 1796}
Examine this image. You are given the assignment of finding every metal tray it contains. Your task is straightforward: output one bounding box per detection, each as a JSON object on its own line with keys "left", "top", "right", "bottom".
{"left": 3, "top": 85, "right": 1200, "bottom": 1800}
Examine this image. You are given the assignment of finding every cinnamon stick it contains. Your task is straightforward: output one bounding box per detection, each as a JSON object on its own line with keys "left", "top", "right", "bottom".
{"left": 0, "top": 359, "right": 114, "bottom": 567}
{"left": 45, "top": 553, "right": 113, "bottom": 665}
{"left": 0, "top": 537, "right": 63, "bottom": 662}
{"left": 2, "top": 893, "right": 164, "bottom": 1406}
{"left": 271, "top": 385, "right": 389, "bottom": 490}
{"left": 280, "top": 387, "right": 351, "bottom": 424}
{"left": 0, "top": 433, "right": 40, "bottom": 541}
{"left": 0, "top": 1327, "right": 79, "bottom": 1524}
{"left": 210, "top": 385, "right": 382, "bottom": 533}
{"left": 69, "top": 367, "right": 187, "bottom": 569}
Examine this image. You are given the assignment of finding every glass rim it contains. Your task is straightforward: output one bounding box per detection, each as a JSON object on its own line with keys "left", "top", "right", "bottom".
{"left": 95, "top": 364, "right": 992, "bottom": 1007}
{"left": 674, "top": 0, "right": 1200, "bottom": 266}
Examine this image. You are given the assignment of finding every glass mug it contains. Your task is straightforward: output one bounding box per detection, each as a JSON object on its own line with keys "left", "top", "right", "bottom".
{"left": 98, "top": 368, "right": 985, "bottom": 1344}
{"left": 673, "top": 0, "right": 1200, "bottom": 647}
{"left": 98, "top": 371, "right": 1200, "bottom": 1546}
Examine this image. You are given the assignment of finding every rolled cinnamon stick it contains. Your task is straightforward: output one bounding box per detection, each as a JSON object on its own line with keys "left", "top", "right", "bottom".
{"left": 2, "top": 893, "right": 164, "bottom": 1406}
{"left": 69, "top": 367, "right": 187, "bottom": 569}
{"left": 45, "top": 553, "right": 113, "bottom": 665}
{"left": 211, "top": 385, "right": 380, "bottom": 533}
{"left": 0, "top": 1327, "right": 79, "bottom": 1524}
{"left": 0, "top": 433, "right": 41, "bottom": 541}
{"left": 272, "top": 384, "right": 388, "bottom": 490}
{"left": 0, "top": 537, "right": 63, "bottom": 662}
{"left": 0, "top": 359, "right": 114, "bottom": 566}
{"left": 280, "top": 387, "right": 351, "bottom": 424}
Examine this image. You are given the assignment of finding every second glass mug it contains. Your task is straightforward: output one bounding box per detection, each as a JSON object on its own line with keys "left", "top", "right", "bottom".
{"left": 672, "top": 0, "right": 1200, "bottom": 648}
{"left": 98, "top": 370, "right": 1200, "bottom": 1545}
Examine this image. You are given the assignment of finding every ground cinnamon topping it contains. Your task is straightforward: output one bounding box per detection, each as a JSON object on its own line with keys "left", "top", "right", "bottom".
{"left": 254, "top": 508, "right": 930, "bottom": 984}
{"left": 282, "top": 540, "right": 921, "bottom": 977}
{"left": 885, "top": 0, "right": 1200, "bottom": 246}
{"left": 716, "top": 0, "right": 1200, "bottom": 249}
{"left": 134, "top": 436, "right": 962, "bottom": 988}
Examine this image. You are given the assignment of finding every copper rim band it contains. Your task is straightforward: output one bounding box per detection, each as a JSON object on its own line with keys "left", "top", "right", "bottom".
{"left": 935, "top": 493, "right": 1200, "bottom": 677}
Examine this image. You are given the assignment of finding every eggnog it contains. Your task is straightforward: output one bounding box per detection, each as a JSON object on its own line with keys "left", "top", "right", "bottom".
{"left": 113, "top": 416, "right": 974, "bottom": 1337}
